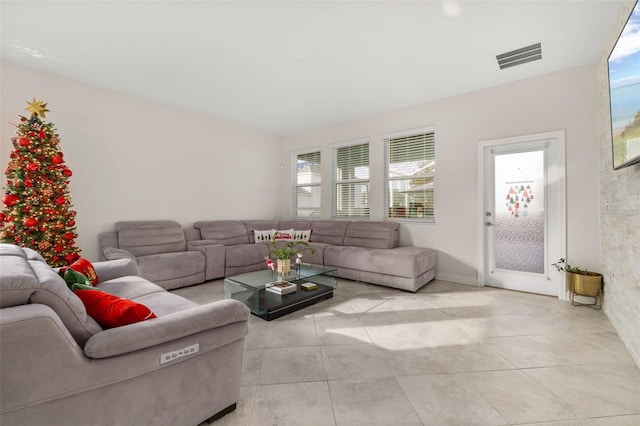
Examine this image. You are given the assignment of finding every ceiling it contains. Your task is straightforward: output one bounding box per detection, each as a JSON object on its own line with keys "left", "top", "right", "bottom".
{"left": 0, "top": 1, "right": 626, "bottom": 136}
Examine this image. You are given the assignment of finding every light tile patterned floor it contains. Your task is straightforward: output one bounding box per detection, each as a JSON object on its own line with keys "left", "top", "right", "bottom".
{"left": 173, "top": 279, "right": 640, "bottom": 426}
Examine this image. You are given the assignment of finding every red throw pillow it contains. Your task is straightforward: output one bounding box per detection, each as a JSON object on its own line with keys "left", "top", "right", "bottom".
{"left": 60, "top": 258, "right": 99, "bottom": 285}
{"left": 75, "top": 290, "right": 156, "bottom": 328}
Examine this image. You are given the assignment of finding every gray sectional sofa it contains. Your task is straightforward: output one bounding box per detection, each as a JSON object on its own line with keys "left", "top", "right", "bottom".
{"left": 99, "top": 219, "right": 437, "bottom": 292}
{"left": 0, "top": 243, "right": 249, "bottom": 426}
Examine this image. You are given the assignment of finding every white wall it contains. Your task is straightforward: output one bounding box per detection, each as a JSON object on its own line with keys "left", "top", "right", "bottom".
{"left": 1, "top": 61, "right": 283, "bottom": 261}
{"left": 281, "top": 64, "right": 602, "bottom": 285}
{"left": 597, "top": 0, "right": 640, "bottom": 367}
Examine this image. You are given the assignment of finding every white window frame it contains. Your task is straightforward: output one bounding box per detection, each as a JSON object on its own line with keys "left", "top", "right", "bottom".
{"left": 291, "top": 147, "right": 322, "bottom": 218}
{"left": 332, "top": 138, "right": 370, "bottom": 219}
{"left": 384, "top": 126, "right": 435, "bottom": 223}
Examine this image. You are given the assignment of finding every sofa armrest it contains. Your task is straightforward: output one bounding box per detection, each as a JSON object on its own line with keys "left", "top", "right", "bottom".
{"left": 102, "top": 247, "right": 136, "bottom": 261}
{"left": 84, "top": 299, "right": 249, "bottom": 359}
{"left": 97, "top": 232, "right": 118, "bottom": 261}
{"left": 187, "top": 240, "right": 226, "bottom": 280}
{"left": 92, "top": 258, "right": 140, "bottom": 282}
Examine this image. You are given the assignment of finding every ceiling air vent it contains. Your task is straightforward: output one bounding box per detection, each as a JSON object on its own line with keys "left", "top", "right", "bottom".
{"left": 496, "top": 42, "right": 542, "bottom": 70}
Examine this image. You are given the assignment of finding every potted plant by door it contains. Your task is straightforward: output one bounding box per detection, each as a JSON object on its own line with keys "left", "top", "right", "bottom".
{"left": 552, "top": 258, "right": 603, "bottom": 309}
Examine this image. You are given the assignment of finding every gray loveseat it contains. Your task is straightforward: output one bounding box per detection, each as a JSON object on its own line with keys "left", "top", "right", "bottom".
{"left": 193, "top": 219, "right": 437, "bottom": 292}
{"left": 0, "top": 243, "right": 249, "bottom": 426}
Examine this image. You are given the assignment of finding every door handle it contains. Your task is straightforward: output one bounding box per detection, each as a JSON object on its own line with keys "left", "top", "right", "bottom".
{"left": 485, "top": 221, "right": 493, "bottom": 226}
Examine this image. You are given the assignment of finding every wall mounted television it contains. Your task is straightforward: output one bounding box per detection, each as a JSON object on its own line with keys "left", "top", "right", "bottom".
{"left": 608, "top": 0, "right": 640, "bottom": 170}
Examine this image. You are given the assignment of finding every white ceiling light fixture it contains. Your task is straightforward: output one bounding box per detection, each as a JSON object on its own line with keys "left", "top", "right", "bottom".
{"left": 496, "top": 42, "right": 543, "bottom": 70}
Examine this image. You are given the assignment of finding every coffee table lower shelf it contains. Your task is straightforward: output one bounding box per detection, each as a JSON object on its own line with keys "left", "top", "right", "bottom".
{"left": 230, "top": 280, "right": 334, "bottom": 321}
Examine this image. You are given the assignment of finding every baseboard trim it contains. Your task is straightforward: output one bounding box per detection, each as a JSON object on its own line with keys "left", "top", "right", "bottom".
{"left": 436, "top": 273, "right": 479, "bottom": 286}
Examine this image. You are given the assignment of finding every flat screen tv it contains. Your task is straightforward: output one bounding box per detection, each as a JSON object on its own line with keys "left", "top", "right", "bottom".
{"left": 608, "top": 0, "right": 640, "bottom": 170}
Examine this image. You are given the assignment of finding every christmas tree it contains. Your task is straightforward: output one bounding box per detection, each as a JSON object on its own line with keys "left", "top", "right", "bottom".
{"left": 1, "top": 99, "right": 80, "bottom": 267}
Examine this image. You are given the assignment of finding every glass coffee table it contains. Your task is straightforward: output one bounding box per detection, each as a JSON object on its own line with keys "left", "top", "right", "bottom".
{"left": 224, "top": 264, "right": 338, "bottom": 321}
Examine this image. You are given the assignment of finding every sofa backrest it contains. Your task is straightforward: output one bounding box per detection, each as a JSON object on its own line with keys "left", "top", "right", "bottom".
{"left": 278, "top": 220, "right": 312, "bottom": 231}
{"left": 242, "top": 220, "right": 279, "bottom": 243}
{"left": 310, "top": 220, "right": 350, "bottom": 245}
{"left": 343, "top": 221, "right": 399, "bottom": 249}
{"left": 115, "top": 221, "right": 187, "bottom": 257}
{"left": 193, "top": 220, "right": 249, "bottom": 246}
{"left": 0, "top": 244, "right": 102, "bottom": 346}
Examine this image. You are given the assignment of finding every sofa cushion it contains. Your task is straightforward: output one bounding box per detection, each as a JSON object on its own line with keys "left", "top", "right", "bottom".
{"left": 116, "top": 221, "right": 187, "bottom": 256}
{"left": 310, "top": 220, "right": 350, "bottom": 245}
{"left": 136, "top": 251, "right": 205, "bottom": 283}
{"left": 74, "top": 289, "right": 156, "bottom": 329}
{"left": 0, "top": 250, "right": 103, "bottom": 345}
{"left": 324, "top": 246, "right": 436, "bottom": 279}
{"left": 225, "top": 244, "right": 269, "bottom": 268}
{"left": 0, "top": 246, "right": 37, "bottom": 308}
{"left": 343, "top": 221, "right": 399, "bottom": 249}
{"left": 95, "top": 275, "right": 166, "bottom": 300}
{"left": 194, "top": 220, "right": 250, "bottom": 246}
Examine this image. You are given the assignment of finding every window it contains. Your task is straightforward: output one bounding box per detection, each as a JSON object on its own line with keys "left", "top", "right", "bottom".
{"left": 334, "top": 140, "right": 370, "bottom": 218}
{"left": 293, "top": 150, "right": 321, "bottom": 218}
{"left": 385, "top": 128, "right": 435, "bottom": 222}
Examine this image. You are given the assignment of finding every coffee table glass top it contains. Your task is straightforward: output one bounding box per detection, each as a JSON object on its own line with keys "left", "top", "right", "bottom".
{"left": 224, "top": 263, "right": 337, "bottom": 320}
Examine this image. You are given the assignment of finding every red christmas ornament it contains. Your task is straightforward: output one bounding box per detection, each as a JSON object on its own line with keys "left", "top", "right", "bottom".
{"left": 38, "top": 130, "right": 46, "bottom": 138}
{"left": 25, "top": 178, "right": 33, "bottom": 188}
{"left": 62, "top": 232, "right": 74, "bottom": 240}
{"left": 26, "top": 163, "right": 39, "bottom": 171}
{"left": 2, "top": 194, "right": 19, "bottom": 206}
{"left": 67, "top": 219, "right": 76, "bottom": 227}
{"left": 0, "top": 213, "right": 4, "bottom": 222}
{"left": 20, "top": 117, "right": 26, "bottom": 122}
{"left": 52, "top": 155, "right": 63, "bottom": 165}
{"left": 18, "top": 137, "right": 30, "bottom": 147}
{"left": 23, "top": 217, "right": 37, "bottom": 227}
{"left": 62, "top": 169, "right": 73, "bottom": 177}
{"left": 55, "top": 196, "right": 66, "bottom": 205}
{"left": 52, "top": 256, "right": 59, "bottom": 263}
{"left": 54, "top": 244, "right": 63, "bottom": 253}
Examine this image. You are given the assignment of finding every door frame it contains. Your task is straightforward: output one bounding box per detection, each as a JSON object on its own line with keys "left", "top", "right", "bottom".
{"left": 477, "top": 130, "right": 567, "bottom": 299}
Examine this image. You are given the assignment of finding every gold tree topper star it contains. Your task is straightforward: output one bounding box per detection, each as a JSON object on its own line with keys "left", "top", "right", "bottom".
{"left": 25, "top": 98, "right": 50, "bottom": 118}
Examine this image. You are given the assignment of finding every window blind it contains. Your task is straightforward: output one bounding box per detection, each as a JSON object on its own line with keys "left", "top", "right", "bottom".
{"left": 386, "top": 132, "right": 435, "bottom": 221}
{"left": 335, "top": 142, "right": 370, "bottom": 218}
{"left": 293, "top": 151, "right": 321, "bottom": 218}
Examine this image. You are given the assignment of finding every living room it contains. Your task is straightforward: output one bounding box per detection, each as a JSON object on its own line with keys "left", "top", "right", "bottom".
{"left": 1, "top": 1, "right": 639, "bottom": 425}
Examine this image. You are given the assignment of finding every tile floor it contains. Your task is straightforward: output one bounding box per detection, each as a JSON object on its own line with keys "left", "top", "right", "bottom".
{"left": 172, "top": 279, "right": 640, "bottom": 426}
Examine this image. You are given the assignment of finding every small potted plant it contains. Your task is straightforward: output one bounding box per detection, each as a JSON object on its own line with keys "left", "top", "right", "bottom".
{"left": 552, "top": 258, "right": 603, "bottom": 308}
{"left": 268, "top": 234, "right": 315, "bottom": 276}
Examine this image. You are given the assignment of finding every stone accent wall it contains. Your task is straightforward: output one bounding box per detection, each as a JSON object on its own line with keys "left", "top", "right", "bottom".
{"left": 597, "top": 0, "right": 640, "bottom": 367}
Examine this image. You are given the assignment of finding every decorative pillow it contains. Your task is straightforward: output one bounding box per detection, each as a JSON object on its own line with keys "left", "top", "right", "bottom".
{"left": 74, "top": 289, "right": 157, "bottom": 329}
{"left": 292, "top": 230, "right": 312, "bottom": 242}
{"left": 63, "top": 268, "right": 94, "bottom": 291}
{"left": 273, "top": 229, "right": 294, "bottom": 241}
{"left": 253, "top": 229, "right": 275, "bottom": 243}
{"left": 59, "top": 257, "right": 99, "bottom": 285}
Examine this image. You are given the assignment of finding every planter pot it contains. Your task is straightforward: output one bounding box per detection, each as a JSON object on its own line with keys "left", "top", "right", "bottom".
{"left": 566, "top": 271, "right": 603, "bottom": 309}
{"left": 276, "top": 259, "right": 291, "bottom": 275}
